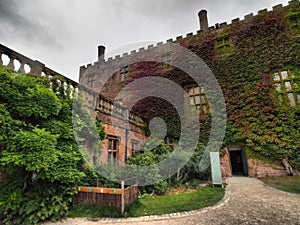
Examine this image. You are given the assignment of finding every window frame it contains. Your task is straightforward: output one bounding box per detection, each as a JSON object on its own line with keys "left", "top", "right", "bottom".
{"left": 272, "top": 69, "right": 300, "bottom": 107}
{"left": 215, "top": 35, "right": 232, "bottom": 56}
{"left": 131, "top": 140, "right": 140, "bottom": 155}
{"left": 187, "top": 85, "right": 209, "bottom": 115}
{"left": 120, "top": 66, "right": 130, "bottom": 81}
{"left": 107, "top": 135, "right": 120, "bottom": 162}
{"left": 87, "top": 74, "right": 95, "bottom": 88}
{"left": 288, "top": 12, "right": 300, "bottom": 35}
{"left": 161, "top": 52, "right": 172, "bottom": 70}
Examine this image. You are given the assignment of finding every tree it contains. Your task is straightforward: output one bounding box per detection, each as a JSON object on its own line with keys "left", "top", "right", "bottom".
{"left": 0, "top": 65, "right": 105, "bottom": 224}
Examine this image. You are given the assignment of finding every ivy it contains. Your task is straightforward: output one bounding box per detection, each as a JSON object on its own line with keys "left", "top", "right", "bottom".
{"left": 122, "top": 2, "right": 300, "bottom": 168}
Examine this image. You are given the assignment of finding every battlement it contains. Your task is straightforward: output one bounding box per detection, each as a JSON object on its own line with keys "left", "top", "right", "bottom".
{"left": 80, "top": 0, "right": 298, "bottom": 72}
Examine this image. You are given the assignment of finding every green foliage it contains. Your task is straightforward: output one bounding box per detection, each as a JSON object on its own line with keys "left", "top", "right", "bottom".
{"left": 122, "top": 3, "right": 300, "bottom": 169}
{"left": 0, "top": 65, "right": 106, "bottom": 224}
{"left": 180, "top": 141, "right": 210, "bottom": 182}
{"left": 0, "top": 70, "right": 61, "bottom": 120}
{"left": 0, "top": 177, "right": 77, "bottom": 224}
{"left": 153, "top": 180, "right": 169, "bottom": 195}
{"left": 1, "top": 128, "right": 58, "bottom": 173}
{"left": 127, "top": 140, "right": 171, "bottom": 195}
{"left": 187, "top": 4, "right": 300, "bottom": 168}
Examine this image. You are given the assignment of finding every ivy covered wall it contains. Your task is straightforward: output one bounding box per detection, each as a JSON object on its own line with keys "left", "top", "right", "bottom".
{"left": 120, "top": 1, "right": 300, "bottom": 168}
{"left": 179, "top": 1, "right": 300, "bottom": 167}
{"left": 79, "top": 1, "right": 300, "bottom": 168}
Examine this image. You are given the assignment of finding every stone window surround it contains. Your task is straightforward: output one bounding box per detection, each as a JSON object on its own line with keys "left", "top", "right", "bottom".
{"left": 188, "top": 85, "right": 209, "bottom": 114}
{"left": 120, "top": 66, "right": 130, "bottom": 81}
{"left": 107, "top": 135, "right": 120, "bottom": 161}
{"left": 131, "top": 140, "right": 140, "bottom": 154}
{"left": 273, "top": 69, "right": 300, "bottom": 107}
{"left": 215, "top": 35, "right": 232, "bottom": 55}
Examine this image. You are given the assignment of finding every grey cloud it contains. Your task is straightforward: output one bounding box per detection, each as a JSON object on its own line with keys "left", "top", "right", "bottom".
{"left": 0, "top": 0, "right": 289, "bottom": 81}
{"left": 0, "top": 0, "right": 62, "bottom": 49}
{"left": 118, "top": 0, "right": 200, "bottom": 18}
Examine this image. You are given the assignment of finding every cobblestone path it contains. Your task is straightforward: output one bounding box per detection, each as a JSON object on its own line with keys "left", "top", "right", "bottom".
{"left": 45, "top": 177, "right": 300, "bottom": 225}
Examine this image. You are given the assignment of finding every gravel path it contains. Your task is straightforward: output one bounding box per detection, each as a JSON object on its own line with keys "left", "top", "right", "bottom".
{"left": 44, "top": 177, "right": 300, "bottom": 225}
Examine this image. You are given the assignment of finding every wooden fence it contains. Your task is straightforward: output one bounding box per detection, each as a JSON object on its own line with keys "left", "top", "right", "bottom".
{"left": 74, "top": 181, "right": 138, "bottom": 215}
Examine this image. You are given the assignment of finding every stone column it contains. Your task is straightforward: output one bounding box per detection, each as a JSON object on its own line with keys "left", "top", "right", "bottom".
{"left": 18, "top": 61, "right": 26, "bottom": 74}
{"left": 29, "top": 60, "right": 44, "bottom": 75}
{"left": 7, "top": 56, "right": 15, "bottom": 70}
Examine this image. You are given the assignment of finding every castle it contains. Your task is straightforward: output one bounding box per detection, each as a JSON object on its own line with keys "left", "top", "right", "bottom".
{"left": 1, "top": 0, "right": 299, "bottom": 178}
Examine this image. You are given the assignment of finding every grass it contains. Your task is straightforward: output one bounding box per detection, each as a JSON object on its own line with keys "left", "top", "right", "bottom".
{"left": 67, "top": 204, "right": 122, "bottom": 218}
{"left": 126, "top": 185, "right": 224, "bottom": 217}
{"left": 260, "top": 176, "right": 300, "bottom": 194}
{"left": 68, "top": 185, "right": 225, "bottom": 218}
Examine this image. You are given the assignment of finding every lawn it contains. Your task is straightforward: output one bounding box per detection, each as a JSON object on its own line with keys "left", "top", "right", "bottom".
{"left": 68, "top": 185, "right": 225, "bottom": 218}
{"left": 260, "top": 176, "right": 300, "bottom": 194}
{"left": 126, "top": 185, "right": 224, "bottom": 217}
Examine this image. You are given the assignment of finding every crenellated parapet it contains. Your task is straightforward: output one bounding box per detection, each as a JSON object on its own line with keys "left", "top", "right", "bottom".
{"left": 80, "top": 0, "right": 299, "bottom": 73}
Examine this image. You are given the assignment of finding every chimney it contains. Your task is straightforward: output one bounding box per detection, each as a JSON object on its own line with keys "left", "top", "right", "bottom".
{"left": 98, "top": 45, "right": 105, "bottom": 61}
{"left": 198, "top": 10, "right": 209, "bottom": 32}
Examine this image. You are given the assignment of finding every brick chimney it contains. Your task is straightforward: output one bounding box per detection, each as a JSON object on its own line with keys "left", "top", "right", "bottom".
{"left": 98, "top": 45, "right": 105, "bottom": 61}
{"left": 198, "top": 10, "right": 209, "bottom": 32}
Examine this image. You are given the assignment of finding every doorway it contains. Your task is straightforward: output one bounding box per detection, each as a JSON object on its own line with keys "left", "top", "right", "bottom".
{"left": 229, "top": 146, "right": 248, "bottom": 176}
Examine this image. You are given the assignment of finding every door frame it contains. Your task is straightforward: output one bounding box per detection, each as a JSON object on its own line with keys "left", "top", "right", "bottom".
{"left": 229, "top": 145, "right": 248, "bottom": 176}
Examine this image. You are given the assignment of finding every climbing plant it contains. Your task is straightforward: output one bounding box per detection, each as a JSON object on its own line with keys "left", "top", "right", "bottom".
{"left": 123, "top": 1, "right": 300, "bottom": 168}
{"left": 0, "top": 65, "right": 106, "bottom": 224}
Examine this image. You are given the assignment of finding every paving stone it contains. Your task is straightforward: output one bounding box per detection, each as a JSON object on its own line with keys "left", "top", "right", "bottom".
{"left": 43, "top": 177, "right": 300, "bottom": 225}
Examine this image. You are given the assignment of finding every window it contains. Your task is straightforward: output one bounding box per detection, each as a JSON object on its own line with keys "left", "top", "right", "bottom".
{"left": 188, "top": 85, "right": 209, "bottom": 114}
{"left": 273, "top": 69, "right": 300, "bottom": 106}
{"left": 161, "top": 52, "right": 172, "bottom": 69}
{"left": 216, "top": 35, "right": 232, "bottom": 55}
{"left": 107, "top": 136, "right": 119, "bottom": 162}
{"left": 289, "top": 12, "right": 300, "bottom": 35}
{"left": 120, "top": 66, "right": 129, "bottom": 81}
{"left": 87, "top": 75, "right": 95, "bottom": 88}
{"left": 131, "top": 140, "right": 140, "bottom": 155}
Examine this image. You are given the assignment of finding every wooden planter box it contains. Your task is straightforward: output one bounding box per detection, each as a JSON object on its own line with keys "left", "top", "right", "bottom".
{"left": 74, "top": 181, "right": 138, "bottom": 215}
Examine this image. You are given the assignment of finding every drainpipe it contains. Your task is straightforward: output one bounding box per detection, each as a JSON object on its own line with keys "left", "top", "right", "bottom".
{"left": 125, "top": 126, "right": 129, "bottom": 162}
{"left": 125, "top": 110, "right": 129, "bottom": 162}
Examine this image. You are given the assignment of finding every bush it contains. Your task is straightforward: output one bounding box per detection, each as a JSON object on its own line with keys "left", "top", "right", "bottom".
{"left": 0, "top": 66, "right": 106, "bottom": 224}
{"left": 154, "top": 180, "right": 169, "bottom": 195}
{"left": 127, "top": 140, "right": 172, "bottom": 195}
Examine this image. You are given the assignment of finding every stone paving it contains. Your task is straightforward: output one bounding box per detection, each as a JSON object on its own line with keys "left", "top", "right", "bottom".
{"left": 45, "top": 177, "right": 300, "bottom": 225}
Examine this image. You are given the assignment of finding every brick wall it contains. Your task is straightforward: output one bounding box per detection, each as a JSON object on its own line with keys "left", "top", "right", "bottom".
{"left": 220, "top": 148, "right": 232, "bottom": 178}
{"left": 219, "top": 147, "right": 295, "bottom": 178}
{"left": 247, "top": 158, "right": 290, "bottom": 178}
{"left": 100, "top": 122, "right": 146, "bottom": 163}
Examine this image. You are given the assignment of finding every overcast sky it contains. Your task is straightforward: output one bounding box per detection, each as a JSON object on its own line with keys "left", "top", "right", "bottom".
{"left": 0, "top": 0, "right": 289, "bottom": 81}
